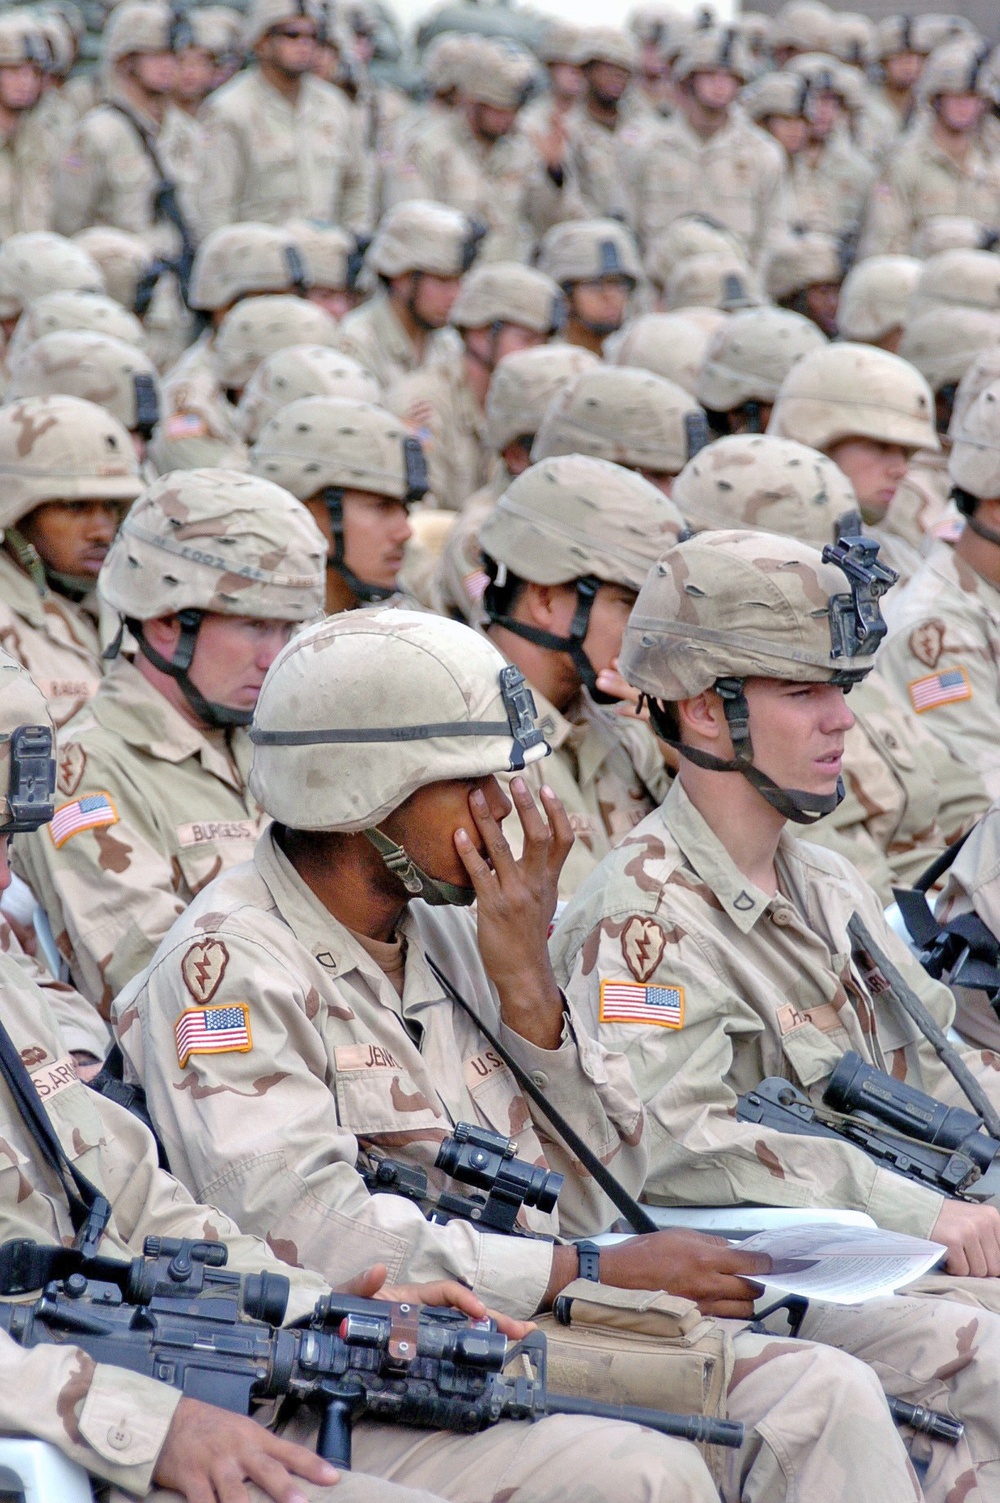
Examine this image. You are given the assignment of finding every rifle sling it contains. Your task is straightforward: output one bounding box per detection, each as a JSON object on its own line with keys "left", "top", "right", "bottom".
{"left": 0, "top": 1014, "right": 111, "bottom": 1256}
{"left": 425, "top": 957, "right": 656, "bottom": 1236}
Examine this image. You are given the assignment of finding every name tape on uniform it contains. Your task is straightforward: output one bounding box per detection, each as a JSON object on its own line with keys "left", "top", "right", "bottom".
{"left": 175, "top": 1003, "right": 252, "bottom": 1068}
{"left": 599, "top": 979, "right": 685, "bottom": 1028}
{"left": 49, "top": 792, "right": 118, "bottom": 848}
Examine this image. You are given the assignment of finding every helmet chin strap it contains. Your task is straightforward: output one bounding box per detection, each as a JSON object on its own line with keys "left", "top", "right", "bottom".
{"left": 364, "top": 826, "right": 476, "bottom": 906}
{"left": 484, "top": 572, "right": 618, "bottom": 705}
{"left": 642, "top": 678, "right": 845, "bottom": 825}
{"left": 127, "top": 609, "right": 254, "bottom": 729}
{"left": 322, "top": 487, "right": 396, "bottom": 605}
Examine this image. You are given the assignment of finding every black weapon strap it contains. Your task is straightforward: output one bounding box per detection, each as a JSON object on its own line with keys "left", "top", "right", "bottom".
{"left": 425, "top": 956, "right": 657, "bottom": 1235}
{"left": 0, "top": 1015, "right": 111, "bottom": 1258}
{"left": 106, "top": 100, "right": 194, "bottom": 249}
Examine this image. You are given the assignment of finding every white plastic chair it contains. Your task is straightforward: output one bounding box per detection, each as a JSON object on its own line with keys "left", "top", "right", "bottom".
{"left": 0, "top": 1439, "right": 93, "bottom": 1502}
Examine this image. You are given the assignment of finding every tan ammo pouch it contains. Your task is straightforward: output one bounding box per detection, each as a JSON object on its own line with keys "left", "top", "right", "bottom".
{"left": 534, "top": 1279, "right": 735, "bottom": 1480}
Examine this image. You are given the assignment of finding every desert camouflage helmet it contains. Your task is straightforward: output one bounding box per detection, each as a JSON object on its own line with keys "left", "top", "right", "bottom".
{"left": 606, "top": 312, "right": 713, "bottom": 398}
{"left": 0, "top": 648, "right": 56, "bottom": 835}
{"left": 100, "top": 468, "right": 327, "bottom": 727}
{"left": 537, "top": 18, "right": 583, "bottom": 64}
{"left": 188, "top": 5, "right": 243, "bottom": 55}
{"left": 570, "top": 25, "right": 639, "bottom": 70}
{"left": 104, "top": 0, "right": 173, "bottom": 60}
{"left": 663, "top": 252, "right": 763, "bottom": 313}
{"left": 422, "top": 31, "right": 467, "bottom": 93}
{"left": 33, "top": 10, "right": 75, "bottom": 73}
{"left": 875, "top": 13, "right": 969, "bottom": 59}
{"left": 673, "top": 432, "right": 860, "bottom": 549}
{"left": 214, "top": 295, "right": 340, "bottom": 391}
{"left": 0, "top": 12, "right": 49, "bottom": 67}
{"left": 909, "top": 249, "right": 1000, "bottom": 319}
{"left": 6, "top": 291, "right": 146, "bottom": 371}
{"left": 0, "top": 233, "right": 104, "bottom": 323}
{"left": 898, "top": 306, "right": 1000, "bottom": 395}
{"left": 251, "top": 396, "right": 427, "bottom": 602}
{"left": 948, "top": 378, "right": 1000, "bottom": 504}
{"left": 480, "top": 454, "right": 685, "bottom": 701}
{"left": 460, "top": 36, "right": 537, "bottom": 109}
{"left": 836, "top": 254, "right": 921, "bottom": 342}
{"left": 769, "top": 342, "right": 939, "bottom": 453}
{"left": 950, "top": 344, "right": 1000, "bottom": 437}
{"left": 0, "top": 394, "right": 142, "bottom": 531}
{"left": 283, "top": 220, "right": 357, "bottom": 291}
{"left": 449, "top": 262, "right": 564, "bottom": 334}
{"left": 7, "top": 330, "right": 161, "bottom": 437}
{"left": 785, "top": 51, "right": 862, "bottom": 107}
{"left": 72, "top": 227, "right": 150, "bottom": 311}
{"left": 244, "top": 0, "right": 320, "bottom": 48}
{"left": 366, "top": 201, "right": 481, "bottom": 281}
{"left": 911, "top": 216, "right": 997, "bottom": 258}
{"left": 187, "top": 223, "right": 310, "bottom": 313}
{"left": 831, "top": 11, "right": 875, "bottom": 67}
{"left": 531, "top": 365, "right": 709, "bottom": 476}
{"left": 248, "top": 610, "right": 550, "bottom": 907}
{"left": 485, "top": 343, "right": 598, "bottom": 453}
{"left": 673, "top": 26, "right": 754, "bottom": 82}
{"left": 919, "top": 36, "right": 994, "bottom": 101}
{"left": 697, "top": 307, "right": 826, "bottom": 415}
{"left": 620, "top": 527, "right": 894, "bottom": 820}
{"left": 644, "top": 215, "right": 747, "bottom": 291}
{"left": 238, "top": 345, "right": 380, "bottom": 443}
{"left": 764, "top": 232, "right": 843, "bottom": 303}
{"left": 741, "top": 70, "right": 810, "bottom": 122}
{"left": 537, "top": 218, "right": 642, "bottom": 289}
{"left": 771, "top": 0, "right": 835, "bottom": 54}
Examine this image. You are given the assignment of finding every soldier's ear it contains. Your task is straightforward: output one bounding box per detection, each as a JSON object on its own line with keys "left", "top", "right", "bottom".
{"left": 676, "top": 691, "right": 725, "bottom": 745}
{"left": 141, "top": 614, "right": 183, "bottom": 656}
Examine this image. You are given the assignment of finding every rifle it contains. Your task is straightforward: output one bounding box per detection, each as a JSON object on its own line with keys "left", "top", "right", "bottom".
{"left": 106, "top": 100, "right": 197, "bottom": 311}
{"left": 0, "top": 1236, "right": 745, "bottom": 1466}
{"left": 737, "top": 1051, "right": 1000, "bottom": 1203}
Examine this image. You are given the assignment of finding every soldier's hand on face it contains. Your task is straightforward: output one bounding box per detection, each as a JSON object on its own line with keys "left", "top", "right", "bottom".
{"left": 455, "top": 776, "right": 573, "bottom": 1048}
{"left": 545, "top": 1230, "right": 769, "bottom": 1319}
{"left": 154, "top": 1396, "right": 340, "bottom": 1502}
{"left": 931, "top": 1199, "right": 1000, "bottom": 1278}
{"left": 336, "top": 1263, "right": 535, "bottom": 1340}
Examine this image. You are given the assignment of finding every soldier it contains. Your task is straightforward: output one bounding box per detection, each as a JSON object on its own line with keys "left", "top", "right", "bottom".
{"left": 858, "top": 38, "right": 1000, "bottom": 260}
{"left": 238, "top": 344, "right": 380, "bottom": 444}
{"left": 519, "top": 20, "right": 583, "bottom": 143}
{"left": 549, "top": 527, "right": 1000, "bottom": 1494}
{"left": 530, "top": 363, "right": 708, "bottom": 497}
{"left": 0, "top": 231, "right": 104, "bottom": 344}
{"left": 908, "top": 248, "right": 1000, "bottom": 321}
{"left": 672, "top": 432, "right": 988, "bottom": 898}
{"left": 741, "top": 68, "right": 812, "bottom": 173}
{"left": 642, "top": 211, "right": 747, "bottom": 295}
{"left": 72, "top": 224, "right": 151, "bottom": 311}
{"left": 762, "top": 230, "right": 843, "bottom": 337}
{"left": 250, "top": 396, "right": 422, "bottom": 614}
{"left": 769, "top": 0, "right": 836, "bottom": 67}
{"left": 630, "top": 27, "right": 791, "bottom": 267}
{"left": 836, "top": 253, "right": 922, "bottom": 352}
{"left": 433, "top": 342, "right": 597, "bottom": 625}
{"left": 560, "top": 26, "right": 647, "bottom": 222}
{"left": 14, "top": 469, "right": 326, "bottom": 1008}
{"left": 338, "top": 201, "right": 476, "bottom": 391}
{"left": 660, "top": 251, "right": 763, "bottom": 317}
{"left": 195, "top": 0, "right": 372, "bottom": 237}
{"left": 386, "top": 38, "right": 570, "bottom": 264}
{"left": 172, "top": 5, "right": 238, "bottom": 117}
{"left": 4, "top": 289, "right": 146, "bottom": 378}
{"left": 0, "top": 10, "right": 57, "bottom": 239}
{"left": 936, "top": 800, "right": 1000, "bottom": 1047}
{"left": 536, "top": 218, "right": 641, "bottom": 355}
{"left": 879, "top": 379, "right": 1000, "bottom": 799}
{"left": 783, "top": 53, "right": 876, "bottom": 244}
{"left": 768, "top": 341, "right": 941, "bottom": 577}
{"left": 0, "top": 395, "right": 141, "bottom": 727}
{"left": 387, "top": 262, "right": 562, "bottom": 511}
{"left": 697, "top": 306, "right": 825, "bottom": 436}
{"left": 899, "top": 305, "right": 1000, "bottom": 440}
{"left": 479, "top": 455, "right": 680, "bottom": 894}
{"left": 869, "top": 14, "right": 969, "bottom": 144}
{"left": 111, "top": 605, "right": 948, "bottom": 1503}
{"left": 606, "top": 311, "right": 713, "bottom": 398}
{"left": 284, "top": 218, "right": 364, "bottom": 321}
{"left": 0, "top": 654, "right": 722, "bottom": 1503}
{"left": 7, "top": 329, "right": 161, "bottom": 469}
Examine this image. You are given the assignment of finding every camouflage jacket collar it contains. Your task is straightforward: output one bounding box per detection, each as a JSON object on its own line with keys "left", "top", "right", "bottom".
{"left": 0, "top": 548, "right": 98, "bottom": 649}
{"left": 925, "top": 539, "right": 1000, "bottom": 615}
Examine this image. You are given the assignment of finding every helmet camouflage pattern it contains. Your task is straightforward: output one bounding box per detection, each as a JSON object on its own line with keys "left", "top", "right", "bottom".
{"left": 531, "top": 364, "right": 709, "bottom": 475}
{"left": 0, "top": 233, "right": 104, "bottom": 322}
{"left": 238, "top": 345, "right": 381, "bottom": 443}
{"left": 7, "top": 330, "right": 160, "bottom": 435}
{"left": 485, "top": 343, "right": 598, "bottom": 453}
{"left": 697, "top": 307, "right": 826, "bottom": 412}
{"left": 0, "top": 394, "right": 142, "bottom": 529}
{"left": 214, "top": 295, "right": 340, "bottom": 390}
{"left": 250, "top": 396, "right": 427, "bottom": 503}
{"left": 768, "top": 342, "right": 939, "bottom": 452}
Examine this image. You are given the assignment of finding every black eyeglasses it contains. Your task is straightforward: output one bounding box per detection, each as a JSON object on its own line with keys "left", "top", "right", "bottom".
{"left": 270, "top": 24, "right": 317, "bottom": 40}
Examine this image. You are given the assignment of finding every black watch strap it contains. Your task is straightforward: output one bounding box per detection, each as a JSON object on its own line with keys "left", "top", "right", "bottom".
{"left": 575, "top": 1240, "right": 601, "bottom": 1283}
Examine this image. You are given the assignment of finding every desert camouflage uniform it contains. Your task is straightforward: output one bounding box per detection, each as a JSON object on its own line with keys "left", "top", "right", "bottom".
{"left": 630, "top": 112, "right": 791, "bottom": 266}
{"left": 13, "top": 656, "right": 263, "bottom": 1011}
{"left": 0, "top": 106, "right": 56, "bottom": 239}
{"left": 339, "top": 293, "right": 459, "bottom": 391}
{"left": 0, "top": 956, "right": 715, "bottom": 1503}
{"left": 879, "top": 543, "right": 1000, "bottom": 798}
{"left": 873, "top": 451, "right": 957, "bottom": 585}
{"left": 562, "top": 106, "right": 660, "bottom": 223}
{"left": 857, "top": 118, "right": 1000, "bottom": 259}
{"left": 153, "top": 332, "right": 249, "bottom": 472}
{"left": 0, "top": 913, "right": 110, "bottom": 1060}
{"left": 386, "top": 113, "right": 569, "bottom": 264}
{"left": 789, "top": 132, "right": 875, "bottom": 239}
{"left": 388, "top": 344, "right": 496, "bottom": 513}
{"left": 0, "top": 549, "right": 102, "bottom": 728}
{"left": 196, "top": 69, "right": 372, "bottom": 237}
{"left": 432, "top": 475, "right": 501, "bottom": 622}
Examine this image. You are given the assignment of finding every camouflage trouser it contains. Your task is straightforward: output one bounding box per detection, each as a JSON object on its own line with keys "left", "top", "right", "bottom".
{"left": 787, "top": 1289, "right": 1000, "bottom": 1501}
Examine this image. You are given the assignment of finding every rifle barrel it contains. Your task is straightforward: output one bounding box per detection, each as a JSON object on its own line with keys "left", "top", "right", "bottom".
{"left": 544, "top": 1391, "right": 744, "bottom": 1448}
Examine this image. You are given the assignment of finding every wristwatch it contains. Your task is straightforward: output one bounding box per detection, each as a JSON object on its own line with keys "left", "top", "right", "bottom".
{"left": 575, "top": 1240, "right": 601, "bottom": 1283}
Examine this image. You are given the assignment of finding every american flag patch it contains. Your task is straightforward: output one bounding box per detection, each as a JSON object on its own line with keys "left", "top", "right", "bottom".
{"left": 599, "top": 980, "right": 685, "bottom": 1028}
{"left": 49, "top": 793, "right": 118, "bottom": 848}
{"left": 175, "top": 1004, "right": 252, "bottom": 1068}
{"left": 907, "top": 667, "right": 972, "bottom": 714}
{"left": 463, "top": 568, "right": 489, "bottom": 602}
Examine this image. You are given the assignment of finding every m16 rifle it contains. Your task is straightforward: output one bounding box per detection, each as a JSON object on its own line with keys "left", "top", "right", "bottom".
{"left": 0, "top": 1235, "right": 744, "bottom": 1466}
{"left": 362, "top": 1121, "right": 564, "bottom": 1235}
{"left": 737, "top": 1051, "right": 1000, "bottom": 1203}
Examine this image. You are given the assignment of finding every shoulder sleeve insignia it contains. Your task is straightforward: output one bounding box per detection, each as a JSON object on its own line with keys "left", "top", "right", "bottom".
{"left": 181, "top": 938, "right": 230, "bottom": 1005}
{"left": 621, "top": 915, "right": 667, "bottom": 983}
{"left": 49, "top": 792, "right": 118, "bottom": 848}
{"left": 907, "top": 667, "right": 972, "bottom": 714}
{"left": 599, "top": 979, "right": 684, "bottom": 1029}
{"left": 175, "top": 1003, "right": 251, "bottom": 1067}
{"left": 57, "top": 743, "right": 86, "bottom": 798}
{"left": 908, "top": 619, "right": 946, "bottom": 670}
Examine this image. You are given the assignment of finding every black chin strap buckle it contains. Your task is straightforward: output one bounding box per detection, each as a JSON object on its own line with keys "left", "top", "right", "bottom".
{"left": 321, "top": 486, "right": 394, "bottom": 604}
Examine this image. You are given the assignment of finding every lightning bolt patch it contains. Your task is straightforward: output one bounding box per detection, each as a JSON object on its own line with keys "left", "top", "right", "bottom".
{"left": 181, "top": 938, "right": 231, "bottom": 1006}
{"left": 621, "top": 916, "right": 667, "bottom": 984}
